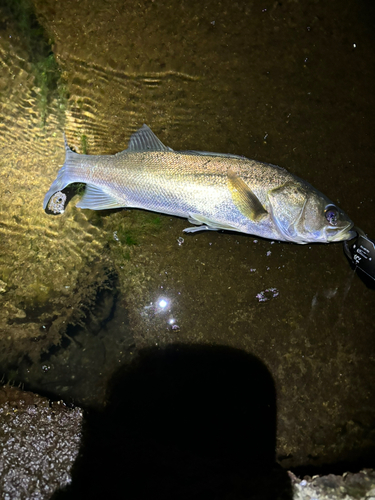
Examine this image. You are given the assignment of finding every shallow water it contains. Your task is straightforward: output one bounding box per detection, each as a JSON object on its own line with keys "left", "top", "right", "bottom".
{"left": 0, "top": 0, "right": 374, "bottom": 472}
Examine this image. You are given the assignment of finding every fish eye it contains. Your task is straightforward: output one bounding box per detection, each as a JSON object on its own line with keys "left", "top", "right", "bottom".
{"left": 325, "top": 205, "right": 338, "bottom": 226}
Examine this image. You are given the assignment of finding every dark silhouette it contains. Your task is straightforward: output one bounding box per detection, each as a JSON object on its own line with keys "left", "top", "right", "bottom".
{"left": 53, "top": 344, "right": 292, "bottom": 499}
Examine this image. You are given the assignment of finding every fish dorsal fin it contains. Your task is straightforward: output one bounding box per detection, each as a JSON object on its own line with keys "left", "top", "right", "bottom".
{"left": 121, "top": 124, "right": 173, "bottom": 153}
{"left": 182, "top": 150, "right": 247, "bottom": 161}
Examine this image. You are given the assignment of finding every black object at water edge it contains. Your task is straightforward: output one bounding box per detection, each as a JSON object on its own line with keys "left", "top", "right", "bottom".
{"left": 343, "top": 227, "right": 375, "bottom": 289}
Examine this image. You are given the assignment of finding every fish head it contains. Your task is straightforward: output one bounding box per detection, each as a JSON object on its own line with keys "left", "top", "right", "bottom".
{"left": 268, "top": 181, "right": 355, "bottom": 244}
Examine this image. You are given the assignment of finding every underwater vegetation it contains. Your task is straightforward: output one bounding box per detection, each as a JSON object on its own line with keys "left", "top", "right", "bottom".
{"left": 80, "top": 134, "right": 88, "bottom": 154}
{"left": 1, "top": 0, "right": 67, "bottom": 124}
{"left": 104, "top": 210, "right": 163, "bottom": 252}
{"left": 86, "top": 209, "right": 164, "bottom": 270}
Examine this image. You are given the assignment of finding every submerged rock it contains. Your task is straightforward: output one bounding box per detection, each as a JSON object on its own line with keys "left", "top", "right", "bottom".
{"left": 0, "top": 385, "right": 82, "bottom": 499}
{"left": 290, "top": 469, "right": 375, "bottom": 500}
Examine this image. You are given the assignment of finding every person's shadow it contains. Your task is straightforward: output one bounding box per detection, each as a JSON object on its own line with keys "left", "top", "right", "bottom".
{"left": 53, "top": 344, "right": 293, "bottom": 499}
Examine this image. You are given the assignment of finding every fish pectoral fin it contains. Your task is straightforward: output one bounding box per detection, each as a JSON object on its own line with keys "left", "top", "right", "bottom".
{"left": 227, "top": 170, "right": 268, "bottom": 222}
{"left": 184, "top": 213, "right": 239, "bottom": 233}
{"left": 117, "top": 124, "right": 174, "bottom": 154}
{"left": 76, "top": 184, "right": 124, "bottom": 210}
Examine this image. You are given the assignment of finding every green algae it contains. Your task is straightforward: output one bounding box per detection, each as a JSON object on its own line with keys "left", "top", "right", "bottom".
{"left": 1, "top": 0, "right": 67, "bottom": 125}
{"left": 86, "top": 210, "right": 168, "bottom": 287}
{"left": 80, "top": 135, "right": 88, "bottom": 154}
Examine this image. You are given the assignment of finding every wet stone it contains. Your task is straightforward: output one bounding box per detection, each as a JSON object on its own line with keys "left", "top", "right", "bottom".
{"left": 289, "top": 470, "right": 375, "bottom": 500}
{"left": 0, "top": 386, "right": 82, "bottom": 499}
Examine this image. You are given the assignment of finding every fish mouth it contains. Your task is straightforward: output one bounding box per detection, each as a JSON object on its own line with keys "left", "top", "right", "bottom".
{"left": 325, "top": 221, "right": 356, "bottom": 242}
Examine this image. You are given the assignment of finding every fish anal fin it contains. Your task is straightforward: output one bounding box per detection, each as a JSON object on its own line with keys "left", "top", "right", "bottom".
{"left": 227, "top": 170, "right": 268, "bottom": 222}
{"left": 76, "top": 184, "right": 125, "bottom": 210}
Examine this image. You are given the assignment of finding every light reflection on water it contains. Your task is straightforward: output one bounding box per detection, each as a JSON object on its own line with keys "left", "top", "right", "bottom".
{"left": 141, "top": 293, "right": 181, "bottom": 335}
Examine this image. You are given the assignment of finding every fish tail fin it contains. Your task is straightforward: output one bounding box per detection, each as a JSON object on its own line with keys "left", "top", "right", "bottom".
{"left": 43, "top": 135, "right": 82, "bottom": 211}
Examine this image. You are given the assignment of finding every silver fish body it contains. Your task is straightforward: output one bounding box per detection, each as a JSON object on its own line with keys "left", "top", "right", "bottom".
{"left": 43, "top": 125, "right": 355, "bottom": 244}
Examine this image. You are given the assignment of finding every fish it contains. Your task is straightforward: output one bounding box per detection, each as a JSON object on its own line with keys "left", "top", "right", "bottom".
{"left": 43, "top": 124, "right": 355, "bottom": 244}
